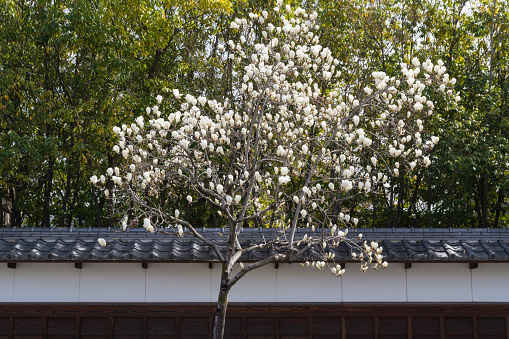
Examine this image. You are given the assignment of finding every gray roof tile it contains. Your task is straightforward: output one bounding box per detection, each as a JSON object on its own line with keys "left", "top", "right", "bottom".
{"left": 1, "top": 227, "right": 509, "bottom": 262}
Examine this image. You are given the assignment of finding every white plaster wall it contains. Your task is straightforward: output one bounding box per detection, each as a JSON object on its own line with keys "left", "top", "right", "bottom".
{"left": 146, "top": 263, "right": 212, "bottom": 302}
{"left": 79, "top": 263, "right": 145, "bottom": 302}
{"left": 1, "top": 262, "right": 508, "bottom": 303}
{"left": 276, "top": 263, "right": 341, "bottom": 302}
{"left": 472, "top": 263, "right": 509, "bottom": 302}
{"left": 343, "top": 263, "right": 407, "bottom": 302}
{"left": 407, "top": 263, "right": 472, "bottom": 302}
{"left": 0, "top": 264, "right": 14, "bottom": 302}
{"left": 227, "top": 264, "right": 277, "bottom": 302}
{"left": 13, "top": 263, "right": 79, "bottom": 302}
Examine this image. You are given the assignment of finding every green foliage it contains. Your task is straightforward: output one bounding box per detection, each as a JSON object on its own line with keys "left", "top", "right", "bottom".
{"left": 0, "top": 0, "right": 507, "bottom": 228}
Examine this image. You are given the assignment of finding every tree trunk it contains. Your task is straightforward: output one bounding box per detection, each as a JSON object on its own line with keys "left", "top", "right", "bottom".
{"left": 43, "top": 158, "right": 55, "bottom": 228}
{"left": 406, "top": 172, "right": 422, "bottom": 226}
{"left": 427, "top": 174, "right": 432, "bottom": 227}
{"left": 68, "top": 160, "right": 82, "bottom": 228}
{"left": 10, "top": 186, "right": 18, "bottom": 227}
{"left": 371, "top": 191, "right": 378, "bottom": 227}
{"left": 482, "top": 172, "right": 489, "bottom": 227}
{"left": 388, "top": 178, "right": 394, "bottom": 227}
{"left": 479, "top": 172, "right": 489, "bottom": 228}
{"left": 92, "top": 185, "right": 102, "bottom": 227}
{"left": 394, "top": 171, "right": 405, "bottom": 227}
{"left": 494, "top": 188, "right": 504, "bottom": 228}
{"left": 59, "top": 163, "right": 73, "bottom": 228}
{"left": 213, "top": 265, "right": 231, "bottom": 339}
{"left": 106, "top": 178, "right": 114, "bottom": 228}
{"left": 474, "top": 192, "right": 482, "bottom": 228}
{"left": 0, "top": 193, "right": 4, "bottom": 228}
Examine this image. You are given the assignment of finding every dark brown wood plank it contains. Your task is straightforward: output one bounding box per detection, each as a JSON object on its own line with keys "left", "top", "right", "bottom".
{"left": 345, "top": 317, "right": 375, "bottom": 336}
{"left": 312, "top": 317, "right": 342, "bottom": 337}
{"left": 246, "top": 317, "right": 276, "bottom": 337}
{"left": 478, "top": 317, "right": 506, "bottom": 338}
{"left": 80, "top": 317, "right": 110, "bottom": 335}
{"left": 113, "top": 317, "right": 143, "bottom": 335}
{"left": 279, "top": 317, "right": 308, "bottom": 337}
{"left": 180, "top": 317, "right": 208, "bottom": 336}
{"left": 146, "top": 317, "right": 176, "bottom": 335}
{"left": 224, "top": 317, "right": 242, "bottom": 337}
{"left": 47, "top": 317, "right": 75, "bottom": 335}
{"left": 43, "top": 316, "right": 47, "bottom": 339}
{"left": 378, "top": 317, "right": 407, "bottom": 338}
{"left": 1, "top": 303, "right": 509, "bottom": 318}
{"left": 444, "top": 317, "right": 474, "bottom": 338}
{"left": 413, "top": 317, "right": 441, "bottom": 337}
{"left": 474, "top": 317, "right": 478, "bottom": 339}
{"left": 0, "top": 318, "right": 8, "bottom": 335}
{"left": 243, "top": 316, "right": 247, "bottom": 339}
{"left": 13, "top": 317, "right": 43, "bottom": 335}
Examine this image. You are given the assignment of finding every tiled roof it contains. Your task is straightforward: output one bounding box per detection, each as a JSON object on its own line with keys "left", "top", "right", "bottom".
{"left": 1, "top": 227, "right": 509, "bottom": 263}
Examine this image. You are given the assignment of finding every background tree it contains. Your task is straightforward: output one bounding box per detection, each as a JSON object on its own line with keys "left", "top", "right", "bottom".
{"left": 0, "top": 0, "right": 230, "bottom": 227}
{"left": 0, "top": 0, "right": 506, "bottom": 228}
{"left": 315, "top": 0, "right": 509, "bottom": 228}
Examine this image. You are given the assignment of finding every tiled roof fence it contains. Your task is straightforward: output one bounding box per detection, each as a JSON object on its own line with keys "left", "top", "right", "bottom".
{"left": 1, "top": 227, "right": 509, "bottom": 263}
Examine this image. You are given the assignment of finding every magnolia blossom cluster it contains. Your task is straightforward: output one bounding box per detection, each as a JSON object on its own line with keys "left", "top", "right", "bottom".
{"left": 92, "top": 2, "right": 457, "bottom": 273}
{"left": 300, "top": 228, "right": 387, "bottom": 277}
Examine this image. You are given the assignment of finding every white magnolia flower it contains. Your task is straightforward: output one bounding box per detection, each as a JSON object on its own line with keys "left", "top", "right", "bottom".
{"left": 143, "top": 218, "right": 151, "bottom": 229}
{"left": 98, "top": 238, "right": 107, "bottom": 247}
{"left": 226, "top": 195, "right": 233, "bottom": 204}
{"left": 121, "top": 216, "right": 128, "bottom": 231}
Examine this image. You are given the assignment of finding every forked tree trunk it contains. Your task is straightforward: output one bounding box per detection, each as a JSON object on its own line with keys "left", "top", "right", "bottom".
{"left": 213, "top": 265, "right": 231, "bottom": 339}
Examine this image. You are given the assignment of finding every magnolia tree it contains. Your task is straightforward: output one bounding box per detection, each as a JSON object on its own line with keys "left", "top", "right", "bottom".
{"left": 92, "top": 3, "right": 458, "bottom": 338}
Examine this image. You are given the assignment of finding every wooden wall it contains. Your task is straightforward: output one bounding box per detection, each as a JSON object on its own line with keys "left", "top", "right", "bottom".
{"left": 0, "top": 304, "right": 508, "bottom": 338}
